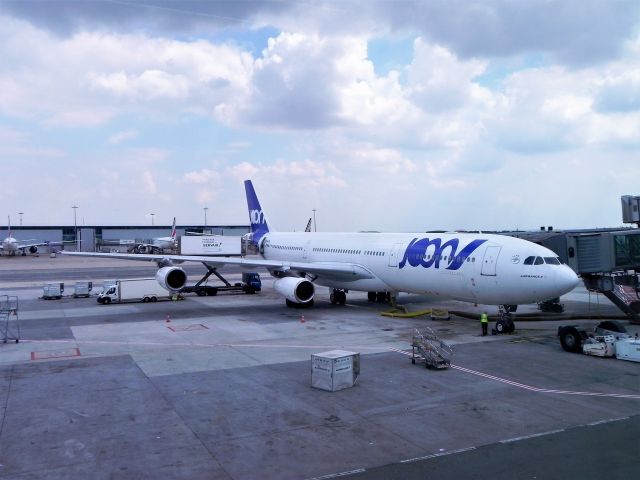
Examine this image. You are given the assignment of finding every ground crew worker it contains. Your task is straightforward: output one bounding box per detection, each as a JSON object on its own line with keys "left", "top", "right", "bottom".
{"left": 480, "top": 312, "right": 489, "bottom": 336}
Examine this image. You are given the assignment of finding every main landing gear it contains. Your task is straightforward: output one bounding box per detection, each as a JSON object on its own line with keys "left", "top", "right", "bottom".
{"left": 330, "top": 289, "right": 347, "bottom": 305}
{"left": 367, "top": 291, "right": 390, "bottom": 303}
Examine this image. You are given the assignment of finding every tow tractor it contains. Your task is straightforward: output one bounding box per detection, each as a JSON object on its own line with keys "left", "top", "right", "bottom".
{"left": 558, "top": 320, "right": 640, "bottom": 362}
{"left": 180, "top": 265, "right": 261, "bottom": 297}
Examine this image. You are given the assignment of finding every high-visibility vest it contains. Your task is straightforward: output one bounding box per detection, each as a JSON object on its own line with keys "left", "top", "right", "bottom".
{"left": 480, "top": 313, "right": 488, "bottom": 324}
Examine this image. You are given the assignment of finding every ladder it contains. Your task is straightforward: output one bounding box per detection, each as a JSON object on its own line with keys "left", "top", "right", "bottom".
{"left": 411, "top": 327, "right": 452, "bottom": 369}
{"left": 1, "top": 295, "right": 20, "bottom": 343}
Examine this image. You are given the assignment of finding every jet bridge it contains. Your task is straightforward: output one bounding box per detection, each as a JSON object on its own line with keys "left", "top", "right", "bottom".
{"left": 503, "top": 225, "right": 640, "bottom": 323}
{"left": 566, "top": 230, "right": 640, "bottom": 323}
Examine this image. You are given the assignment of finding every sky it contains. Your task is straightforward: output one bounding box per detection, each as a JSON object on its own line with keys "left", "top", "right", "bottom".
{"left": 0, "top": 0, "right": 639, "bottom": 232}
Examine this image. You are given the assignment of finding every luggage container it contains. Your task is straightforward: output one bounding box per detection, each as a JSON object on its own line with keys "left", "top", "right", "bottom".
{"left": 616, "top": 338, "right": 640, "bottom": 362}
{"left": 42, "top": 282, "right": 64, "bottom": 300}
{"left": 311, "top": 350, "right": 360, "bottom": 392}
{"left": 73, "top": 281, "right": 93, "bottom": 298}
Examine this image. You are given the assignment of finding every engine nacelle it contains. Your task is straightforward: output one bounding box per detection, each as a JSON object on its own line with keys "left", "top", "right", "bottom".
{"left": 155, "top": 266, "right": 187, "bottom": 292}
{"left": 273, "top": 277, "right": 314, "bottom": 304}
{"left": 29, "top": 246, "right": 38, "bottom": 254}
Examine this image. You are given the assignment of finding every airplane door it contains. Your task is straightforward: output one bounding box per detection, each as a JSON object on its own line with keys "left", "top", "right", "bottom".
{"left": 303, "top": 240, "right": 310, "bottom": 259}
{"left": 388, "top": 243, "right": 403, "bottom": 267}
{"left": 481, "top": 246, "right": 501, "bottom": 276}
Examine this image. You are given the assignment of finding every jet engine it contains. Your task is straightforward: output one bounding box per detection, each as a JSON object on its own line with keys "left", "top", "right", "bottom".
{"left": 274, "top": 277, "right": 314, "bottom": 305}
{"left": 155, "top": 266, "right": 187, "bottom": 292}
{"left": 29, "top": 246, "right": 38, "bottom": 254}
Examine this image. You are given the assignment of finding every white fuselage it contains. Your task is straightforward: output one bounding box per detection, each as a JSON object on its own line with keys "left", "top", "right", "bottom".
{"left": 2, "top": 237, "right": 18, "bottom": 253}
{"left": 152, "top": 237, "right": 175, "bottom": 250}
{"left": 257, "top": 231, "right": 579, "bottom": 305}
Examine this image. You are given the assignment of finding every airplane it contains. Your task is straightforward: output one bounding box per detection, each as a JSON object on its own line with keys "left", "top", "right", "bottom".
{"left": 131, "top": 217, "right": 178, "bottom": 254}
{"left": 62, "top": 180, "right": 580, "bottom": 315}
{"left": 1, "top": 216, "right": 62, "bottom": 256}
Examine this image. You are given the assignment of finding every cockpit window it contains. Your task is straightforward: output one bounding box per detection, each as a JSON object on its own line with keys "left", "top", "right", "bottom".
{"left": 534, "top": 256, "right": 544, "bottom": 265}
{"left": 544, "top": 257, "right": 561, "bottom": 265}
{"left": 524, "top": 256, "right": 535, "bottom": 265}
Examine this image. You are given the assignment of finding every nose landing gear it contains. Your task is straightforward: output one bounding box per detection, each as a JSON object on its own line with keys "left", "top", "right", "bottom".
{"left": 493, "top": 305, "right": 516, "bottom": 334}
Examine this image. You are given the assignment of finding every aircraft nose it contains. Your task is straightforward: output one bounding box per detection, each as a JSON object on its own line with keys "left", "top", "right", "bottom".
{"left": 556, "top": 266, "right": 580, "bottom": 295}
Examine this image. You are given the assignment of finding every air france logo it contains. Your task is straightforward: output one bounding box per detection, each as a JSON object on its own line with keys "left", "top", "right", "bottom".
{"left": 399, "top": 237, "right": 487, "bottom": 270}
{"left": 250, "top": 209, "right": 265, "bottom": 225}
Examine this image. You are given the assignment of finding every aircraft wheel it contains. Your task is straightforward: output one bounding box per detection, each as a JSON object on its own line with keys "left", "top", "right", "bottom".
{"left": 495, "top": 320, "right": 507, "bottom": 334}
{"left": 338, "top": 291, "right": 347, "bottom": 305}
{"left": 330, "top": 292, "right": 338, "bottom": 305}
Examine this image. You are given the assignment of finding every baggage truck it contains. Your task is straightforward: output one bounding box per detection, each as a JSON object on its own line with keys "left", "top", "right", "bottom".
{"left": 97, "top": 278, "right": 177, "bottom": 304}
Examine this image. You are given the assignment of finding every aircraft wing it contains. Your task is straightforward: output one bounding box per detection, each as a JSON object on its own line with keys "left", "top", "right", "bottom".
{"left": 18, "top": 241, "right": 58, "bottom": 249}
{"left": 61, "top": 252, "right": 375, "bottom": 281}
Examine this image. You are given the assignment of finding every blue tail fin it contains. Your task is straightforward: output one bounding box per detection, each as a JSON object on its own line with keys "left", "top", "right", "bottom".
{"left": 244, "top": 180, "right": 269, "bottom": 243}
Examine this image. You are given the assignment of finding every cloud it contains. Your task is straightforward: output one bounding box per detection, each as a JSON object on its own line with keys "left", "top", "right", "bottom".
{"left": 407, "top": 39, "right": 489, "bottom": 113}
{"left": 0, "top": 17, "right": 253, "bottom": 126}
{"left": 0, "top": 2, "right": 639, "bottom": 232}
{"left": 3, "top": 0, "right": 638, "bottom": 69}
{"left": 0, "top": 126, "right": 66, "bottom": 158}
{"left": 485, "top": 61, "right": 640, "bottom": 153}
{"left": 594, "top": 73, "right": 640, "bottom": 113}
{"left": 373, "top": 0, "right": 640, "bottom": 66}
{"left": 182, "top": 168, "right": 221, "bottom": 185}
{"left": 108, "top": 129, "right": 139, "bottom": 145}
{"left": 0, "top": 0, "right": 274, "bottom": 36}
{"left": 141, "top": 170, "right": 157, "bottom": 194}
{"left": 224, "top": 32, "right": 346, "bottom": 129}
{"left": 125, "top": 147, "right": 170, "bottom": 164}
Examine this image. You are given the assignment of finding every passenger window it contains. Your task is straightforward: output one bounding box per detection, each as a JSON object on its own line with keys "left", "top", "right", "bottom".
{"left": 524, "top": 256, "right": 535, "bottom": 265}
{"left": 534, "top": 256, "right": 544, "bottom": 265}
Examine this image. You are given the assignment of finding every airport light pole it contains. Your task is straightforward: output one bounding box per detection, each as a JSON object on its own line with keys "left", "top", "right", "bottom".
{"left": 204, "top": 207, "right": 208, "bottom": 227}
{"left": 72, "top": 206, "right": 78, "bottom": 251}
{"left": 150, "top": 213, "right": 155, "bottom": 226}
{"left": 18, "top": 212, "right": 23, "bottom": 226}
{"left": 312, "top": 209, "right": 317, "bottom": 232}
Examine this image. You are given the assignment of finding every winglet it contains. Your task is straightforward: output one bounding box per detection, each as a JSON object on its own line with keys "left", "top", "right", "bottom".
{"left": 244, "top": 180, "right": 270, "bottom": 244}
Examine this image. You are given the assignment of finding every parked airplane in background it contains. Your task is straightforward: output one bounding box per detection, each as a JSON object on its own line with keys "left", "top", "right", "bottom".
{"left": 1, "top": 217, "right": 61, "bottom": 256}
{"left": 132, "top": 217, "right": 177, "bottom": 254}
{"left": 63, "top": 181, "right": 580, "bottom": 313}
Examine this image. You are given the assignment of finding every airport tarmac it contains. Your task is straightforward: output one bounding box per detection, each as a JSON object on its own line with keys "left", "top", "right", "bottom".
{"left": 0, "top": 256, "right": 639, "bottom": 479}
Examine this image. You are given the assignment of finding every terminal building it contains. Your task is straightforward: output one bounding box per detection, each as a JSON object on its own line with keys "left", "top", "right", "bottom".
{"left": 0, "top": 224, "right": 250, "bottom": 253}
